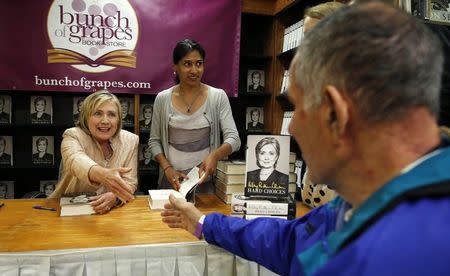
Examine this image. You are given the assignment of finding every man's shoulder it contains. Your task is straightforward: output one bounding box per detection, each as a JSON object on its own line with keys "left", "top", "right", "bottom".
{"left": 338, "top": 198, "right": 450, "bottom": 274}
{"left": 358, "top": 197, "right": 450, "bottom": 249}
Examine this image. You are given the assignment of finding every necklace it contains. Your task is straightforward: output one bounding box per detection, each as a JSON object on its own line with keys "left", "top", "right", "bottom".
{"left": 179, "top": 87, "right": 201, "bottom": 113}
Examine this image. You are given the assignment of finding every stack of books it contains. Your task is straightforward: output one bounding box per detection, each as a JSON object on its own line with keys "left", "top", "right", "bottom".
{"left": 230, "top": 193, "right": 296, "bottom": 220}
{"left": 215, "top": 160, "right": 246, "bottom": 204}
{"left": 281, "top": 19, "right": 305, "bottom": 53}
{"left": 288, "top": 152, "right": 298, "bottom": 199}
{"left": 280, "top": 111, "right": 293, "bottom": 135}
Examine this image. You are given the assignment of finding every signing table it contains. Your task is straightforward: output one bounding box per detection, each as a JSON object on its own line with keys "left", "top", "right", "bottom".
{"left": 0, "top": 195, "right": 311, "bottom": 275}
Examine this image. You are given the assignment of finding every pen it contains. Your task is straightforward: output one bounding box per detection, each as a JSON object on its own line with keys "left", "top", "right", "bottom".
{"left": 33, "top": 205, "right": 56, "bottom": 211}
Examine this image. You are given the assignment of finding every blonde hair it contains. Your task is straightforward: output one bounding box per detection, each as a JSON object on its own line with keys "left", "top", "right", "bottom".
{"left": 77, "top": 90, "right": 123, "bottom": 136}
{"left": 305, "top": 2, "right": 344, "bottom": 19}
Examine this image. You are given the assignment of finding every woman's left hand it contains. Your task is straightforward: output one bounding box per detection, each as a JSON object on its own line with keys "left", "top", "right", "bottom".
{"left": 90, "top": 192, "right": 117, "bottom": 214}
{"left": 198, "top": 153, "right": 218, "bottom": 183}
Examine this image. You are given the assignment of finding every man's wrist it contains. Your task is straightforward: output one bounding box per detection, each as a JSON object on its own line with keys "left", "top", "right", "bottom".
{"left": 194, "top": 215, "right": 206, "bottom": 239}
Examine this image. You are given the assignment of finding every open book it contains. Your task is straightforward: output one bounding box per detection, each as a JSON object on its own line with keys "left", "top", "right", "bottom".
{"left": 148, "top": 166, "right": 203, "bottom": 210}
{"left": 60, "top": 192, "right": 96, "bottom": 217}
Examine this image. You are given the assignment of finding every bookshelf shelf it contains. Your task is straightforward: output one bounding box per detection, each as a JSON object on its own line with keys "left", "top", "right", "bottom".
{"left": 276, "top": 94, "right": 293, "bottom": 111}
{"left": 237, "top": 91, "right": 272, "bottom": 98}
{"left": 277, "top": 48, "right": 296, "bottom": 60}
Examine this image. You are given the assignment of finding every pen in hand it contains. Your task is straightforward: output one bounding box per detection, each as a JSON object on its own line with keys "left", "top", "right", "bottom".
{"left": 33, "top": 205, "right": 56, "bottom": 211}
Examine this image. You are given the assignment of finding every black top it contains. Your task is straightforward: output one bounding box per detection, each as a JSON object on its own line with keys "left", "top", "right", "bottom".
{"left": 248, "top": 85, "right": 264, "bottom": 92}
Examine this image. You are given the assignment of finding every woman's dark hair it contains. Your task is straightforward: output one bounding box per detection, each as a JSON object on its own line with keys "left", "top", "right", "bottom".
{"left": 172, "top": 39, "right": 206, "bottom": 84}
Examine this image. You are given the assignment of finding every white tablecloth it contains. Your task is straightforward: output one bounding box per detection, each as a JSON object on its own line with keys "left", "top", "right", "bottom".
{"left": 0, "top": 242, "right": 278, "bottom": 276}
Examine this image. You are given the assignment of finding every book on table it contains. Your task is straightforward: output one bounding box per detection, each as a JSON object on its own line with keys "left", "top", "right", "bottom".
{"left": 148, "top": 166, "right": 202, "bottom": 210}
{"left": 215, "top": 169, "right": 245, "bottom": 184}
{"left": 215, "top": 178, "right": 245, "bottom": 194}
{"left": 215, "top": 188, "right": 233, "bottom": 204}
{"left": 60, "top": 192, "right": 96, "bottom": 217}
{"left": 216, "top": 160, "right": 246, "bottom": 174}
{"left": 231, "top": 192, "right": 296, "bottom": 220}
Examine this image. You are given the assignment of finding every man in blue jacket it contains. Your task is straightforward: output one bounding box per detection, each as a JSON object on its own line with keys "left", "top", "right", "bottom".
{"left": 161, "top": 2, "right": 450, "bottom": 275}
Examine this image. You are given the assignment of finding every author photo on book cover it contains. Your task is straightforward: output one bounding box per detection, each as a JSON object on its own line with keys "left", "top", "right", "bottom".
{"left": 49, "top": 90, "right": 138, "bottom": 214}
{"left": 40, "top": 180, "right": 56, "bottom": 197}
{"left": 139, "top": 144, "right": 155, "bottom": 168}
{"left": 0, "top": 181, "right": 14, "bottom": 199}
{"left": 32, "top": 136, "right": 54, "bottom": 165}
{"left": 73, "top": 97, "right": 85, "bottom": 125}
{"left": 148, "top": 38, "right": 240, "bottom": 193}
{"left": 246, "top": 136, "right": 289, "bottom": 195}
{"left": 246, "top": 107, "right": 264, "bottom": 131}
{"left": 0, "top": 95, "right": 11, "bottom": 124}
{"left": 139, "top": 103, "right": 153, "bottom": 133}
{"left": 119, "top": 97, "right": 134, "bottom": 127}
{"left": 0, "top": 136, "right": 12, "bottom": 166}
{"left": 247, "top": 70, "right": 265, "bottom": 92}
{"left": 30, "top": 96, "right": 52, "bottom": 124}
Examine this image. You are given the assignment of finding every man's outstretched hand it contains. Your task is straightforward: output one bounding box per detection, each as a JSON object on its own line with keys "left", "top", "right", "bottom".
{"left": 161, "top": 194, "right": 204, "bottom": 236}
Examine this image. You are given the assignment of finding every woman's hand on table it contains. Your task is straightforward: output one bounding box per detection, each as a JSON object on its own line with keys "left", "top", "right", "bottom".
{"left": 90, "top": 192, "right": 117, "bottom": 214}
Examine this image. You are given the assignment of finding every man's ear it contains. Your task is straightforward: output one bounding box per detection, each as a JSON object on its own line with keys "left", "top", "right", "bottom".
{"left": 324, "top": 85, "right": 349, "bottom": 138}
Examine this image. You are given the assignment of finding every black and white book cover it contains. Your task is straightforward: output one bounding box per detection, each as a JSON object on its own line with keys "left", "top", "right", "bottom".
{"left": 0, "top": 181, "right": 14, "bottom": 199}
{"left": 429, "top": 0, "right": 450, "bottom": 23}
{"left": 60, "top": 192, "right": 96, "bottom": 216}
{"left": 0, "top": 95, "right": 12, "bottom": 124}
{"left": 139, "top": 144, "right": 157, "bottom": 171}
{"left": 119, "top": 97, "right": 134, "bottom": 127}
{"left": 246, "top": 107, "right": 264, "bottom": 132}
{"left": 40, "top": 180, "right": 57, "bottom": 198}
{"left": 245, "top": 135, "right": 290, "bottom": 197}
{"left": 247, "top": 69, "right": 265, "bottom": 93}
{"left": 0, "top": 135, "right": 13, "bottom": 166}
{"left": 139, "top": 103, "right": 153, "bottom": 133}
{"left": 32, "top": 136, "right": 54, "bottom": 166}
{"left": 72, "top": 97, "right": 85, "bottom": 125}
{"left": 30, "top": 96, "right": 52, "bottom": 124}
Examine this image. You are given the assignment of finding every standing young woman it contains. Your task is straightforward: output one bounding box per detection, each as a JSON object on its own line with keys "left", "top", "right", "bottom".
{"left": 149, "top": 39, "right": 240, "bottom": 192}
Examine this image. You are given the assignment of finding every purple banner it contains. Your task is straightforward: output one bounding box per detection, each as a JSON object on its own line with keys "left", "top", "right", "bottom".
{"left": 0, "top": 0, "right": 241, "bottom": 96}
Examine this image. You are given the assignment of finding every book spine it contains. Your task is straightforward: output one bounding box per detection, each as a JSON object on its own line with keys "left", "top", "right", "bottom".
{"left": 245, "top": 214, "right": 288, "bottom": 220}
{"left": 244, "top": 201, "right": 296, "bottom": 217}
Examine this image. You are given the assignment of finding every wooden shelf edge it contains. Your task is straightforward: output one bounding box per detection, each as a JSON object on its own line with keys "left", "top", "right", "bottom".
{"left": 242, "top": 0, "right": 276, "bottom": 16}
